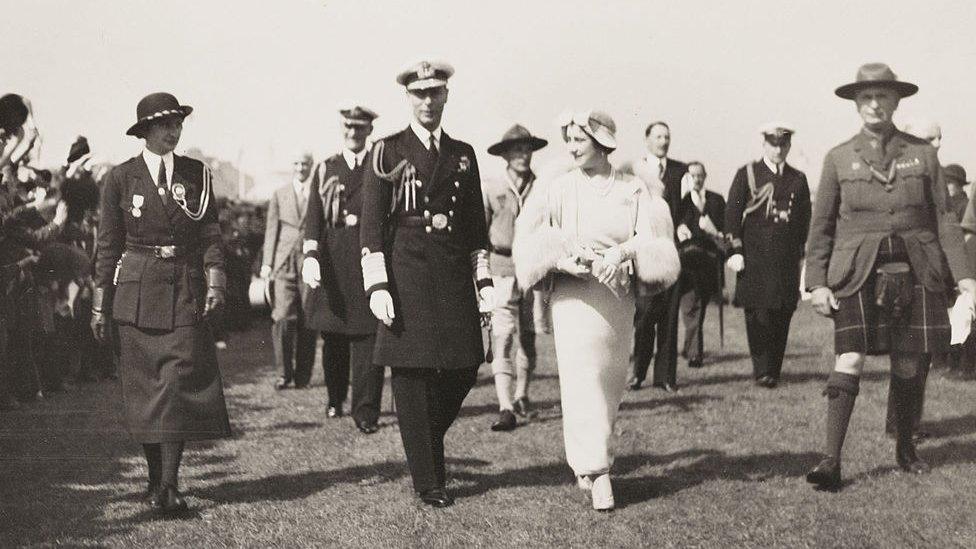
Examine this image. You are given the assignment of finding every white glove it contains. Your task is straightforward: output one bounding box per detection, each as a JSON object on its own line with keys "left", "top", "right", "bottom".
{"left": 726, "top": 254, "right": 745, "bottom": 272}
{"left": 478, "top": 285, "right": 496, "bottom": 313}
{"left": 52, "top": 200, "right": 68, "bottom": 226}
{"left": 699, "top": 215, "right": 719, "bottom": 236}
{"left": 302, "top": 257, "right": 321, "bottom": 288}
{"left": 676, "top": 224, "right": 692, "bottom": 242}
{"left": 259, "top": 264, "right": 272, "bottom": 279}
{"left": 370, "top": 290, "right": 396, "bottom": 326}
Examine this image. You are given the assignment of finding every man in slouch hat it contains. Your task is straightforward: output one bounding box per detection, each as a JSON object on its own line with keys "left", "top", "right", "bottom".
{"left": 805, "top": 64, "right": 976, "bottom": 490}
{"left": 725, "top": 123, "right": 811, "bottom": 388}
{"left": 302, "top": 106, "right": 385, "bottom": 432}
{"left": 359, "top": 60, "right": 495, "bottom": 507}
{"left": 483, "top": 124, "right": 548, "bottom": 432}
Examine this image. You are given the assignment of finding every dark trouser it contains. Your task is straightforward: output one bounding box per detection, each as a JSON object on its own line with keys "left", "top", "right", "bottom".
{"left": 272, "top": 317, "right": 317, "bottom": 385}
{"left": 745, "top": 306, "right": 795, "bottom": 380}
{"left": 885, "top": 358, "right": 928, "bottom": 434}
{"left": 391, "top": 366, "right": 479, "bottom": 492}
{"left": 633, "top": 282, "right": 681, "bottom": 385}
{"left": 318, "top": 332, "right": 351, "bottom": 407}
{"left": 348, "top": 334, "right": 384, "bottom": 425}
{"left": 680, "top": 289, "right": 711, "bottom": 363}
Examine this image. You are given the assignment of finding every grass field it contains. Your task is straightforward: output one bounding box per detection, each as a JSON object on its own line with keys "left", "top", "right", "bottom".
{"left": 2, "top": 304, "right": 975, "bottom": 548}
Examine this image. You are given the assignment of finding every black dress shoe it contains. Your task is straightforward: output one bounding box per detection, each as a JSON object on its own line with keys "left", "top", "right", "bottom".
{"left": 896, "top": 440, "right": 931, "bottom": 474}
{"left": 653, "top": 382, "right": 679, "bottom": 393}
{"left": 628, "top": 379, "right": 642, "bottom": 391}
{"left": 688, "top": 359, "right": 703, "bottom": 369}
{"left": 491, "top": 409, "right": 517, "bottom": 432}
{"left": 274, "top": 378, "right": 292, "bottom": 390}
{"left": 418, "top": 488, "right": 454, "bottom": 508}
{"left": 327, "top": 405, "right": 343, "bottom": 418}
{"left": 806, "top": 457, "right": 842, "bottom": 490}
{"left": 756, "top": 375, "right": 778, "bottom": 388}
{"left": 355, "top": 421, "right": 379, "bottom": 434}
{"left": 158, "top": 485, "right": 188, "bottom": 515}
{"left": 145, "top": 483, "right": 162, "bottom": 509}
{"left": 294, "top": 383, "right": 309, "bottom": 389}
{"left": 512, "top": 397, "right": 531, "bottom": 418}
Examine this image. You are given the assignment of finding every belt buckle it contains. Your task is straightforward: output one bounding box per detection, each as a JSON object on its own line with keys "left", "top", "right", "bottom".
{"left": 431, "top": 213, "right": 449, "bottom": 230}
{"left": 157, "top": 245, "right": 176, "bottom": 259}
{"left": 344, "top": 213, "right": 359, "bottom": 227}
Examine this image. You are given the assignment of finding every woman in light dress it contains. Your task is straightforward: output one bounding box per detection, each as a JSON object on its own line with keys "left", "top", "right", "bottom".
{"left": 513, "top": 110, "right": 679, "bottom": 511}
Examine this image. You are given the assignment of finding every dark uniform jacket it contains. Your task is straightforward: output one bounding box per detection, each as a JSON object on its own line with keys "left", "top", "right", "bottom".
{"left": 806, "top": 130, "right": 971, "bottom": 298}
{"left": 726, "top": 160, "right": 811, "bottom": 309}
{"left": 94, "top": 154, "right": 224, "bottom": 330}
{"left": 676, "top": 189, "right": 726, "bottom": 296}
{"left": 304, "top": 153, "right": 375, "bottom": 335}
{"left": 360, "top": 127, "right": 491, "bottom": 370}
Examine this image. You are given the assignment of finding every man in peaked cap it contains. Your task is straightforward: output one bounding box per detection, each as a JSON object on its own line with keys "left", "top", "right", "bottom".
{"left": 359, "top": 60, "right": 495, "bottom": 507}
{"left": 805, "top": 63, "right": 976, "bottom": 490}
{"left": 725, "top": 123, "right": 811, "bottom": 389}
{"left": 302, "top": 105, "right": 385, "bottom": 433}
{"left": 483, "top": 124, "right": 548, "bottom": 432}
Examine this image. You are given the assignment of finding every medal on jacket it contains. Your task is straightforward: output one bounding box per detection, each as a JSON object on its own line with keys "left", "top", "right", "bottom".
{"left": 131, "top": 194, "right": 144, "bottom": 218}
{"left": 171, "top": 183, "right": 186, "bottom": 202}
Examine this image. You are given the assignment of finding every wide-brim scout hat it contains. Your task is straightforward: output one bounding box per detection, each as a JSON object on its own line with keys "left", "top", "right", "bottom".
{"left": 759, "top": 121, "right": 795, "bottom": 146}
{"left": 397, "top": 60, "right": 454, "bottom": 91}
{"left": 835, "top": 63, "right": 918, "bottom": 100}
{"left": 339, "top": 105, "right": 379, "bottom": 126}
{"left": 557, "top": 109, "right": 617, "bottom": 151}
{"left": 944, "top": 164, "right": 969, "bottom": 186}
{"left": 0, "top": 93, "right": 29, "bottom": 133}
{"left": 126, "top": 92, "right": 193, "bottom": 137}
{"left": 487, "top": 124, "right": 548, "bottom": 156}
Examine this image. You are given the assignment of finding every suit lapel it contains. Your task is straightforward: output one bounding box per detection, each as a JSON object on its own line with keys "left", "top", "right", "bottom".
{"left": 430, "top": 133, "right": 457, "bottom": 193}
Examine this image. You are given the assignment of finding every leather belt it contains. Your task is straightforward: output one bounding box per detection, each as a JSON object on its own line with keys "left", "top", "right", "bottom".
{"left": 125, "top": 243, "right": 191, "bottom": 259}
{"left": 491, "top": 247, "right": 512, "bottom": 257}
{"left": 398, "top": 216, "right": 428, "bottom": 227}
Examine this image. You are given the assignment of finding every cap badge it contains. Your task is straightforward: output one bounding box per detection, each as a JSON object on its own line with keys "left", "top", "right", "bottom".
{"left": 418, "top": 62, "right": 434, "bottom": 79}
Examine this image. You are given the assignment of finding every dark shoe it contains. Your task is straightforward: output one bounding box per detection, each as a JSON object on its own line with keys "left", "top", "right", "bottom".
{"left": 418, "top": 488, "right": 454, "bottom": 508}
{"left": 327, "top": 405, "right": 343, "bottom": 418}
{"left": 628, "top": 378, "right": 642, "bottom": 391}
{"left": 806, "top": 457, "right": 842, "bottom": 490}
{"left": 896, "top": 439, "right": 931, "bottom": 474}
{"left": 274, "top": 378, "right": 292, "bottom": 390}
{"left": 912, "top": 430, "right": 931, "bottom": 444}
{"left": 653, "top": 382, "right": 679, "bottom": 393}
{"left": 355, "top": 421, "right": 379, "bottom": 434}
{"left": 158, "top": 485, "right": 188, "bottom": 515}
{"left": 512, "top": 397, "right": 531, "bottom": 418}
{"left": 145, "top": 483, "right": 163, "bottom": 509}
{"left": 294, "top": 383, "right": 309, "bottom": 390}
{"left": 688, "top": 359, "right": 703, "bottom": 369}
{"left": 491, "top": 409, "right": 517, "bottom": 432}
{"left": 756, "top": 375, "right": 778, "bottom": 388}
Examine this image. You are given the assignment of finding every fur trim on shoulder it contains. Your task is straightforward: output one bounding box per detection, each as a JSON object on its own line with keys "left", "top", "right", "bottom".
{"left": 632, "top": 236, "right": 681, "bottom": 296}
{"left": 512, "top": 179, "right": 573, "bottom": 290}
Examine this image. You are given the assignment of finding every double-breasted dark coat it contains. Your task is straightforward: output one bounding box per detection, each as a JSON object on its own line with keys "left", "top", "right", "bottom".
{"left": 94, "top": 153, "right": 230, "bottom": 443}
{"left": 359, "top": 128, "right": 491, "bottom": 370}
{"left": 726, "top": 161, "right": 811, "bottom": 309}
{"left": 303, "top": 153, "right": 376, "bottom": 335}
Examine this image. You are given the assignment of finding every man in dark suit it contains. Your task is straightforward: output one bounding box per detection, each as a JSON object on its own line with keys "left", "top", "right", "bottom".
{"left": 261, "top": 152, "right": 317, "bottom": 390}
{"left": 631, "top": 121, "right": 687, "bottom": 391}
{"left": 675, "top": 161, "right": 726, "bottom": 369}
{"left": 725, "top": 123, "right": 810, "bottom": 389}
{"left": 359, "top": 60, "right": 494, "bottom": 508}
{"left": 302, "top": 106, "right": 385, "bottom": 431}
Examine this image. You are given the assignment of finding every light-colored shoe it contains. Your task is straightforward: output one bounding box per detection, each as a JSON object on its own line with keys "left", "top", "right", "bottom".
{"left": 590, "top": 474, "right": 614, "bottom": 512}
{"left": 576, "top": 475, "right": 593, "bottom": 491}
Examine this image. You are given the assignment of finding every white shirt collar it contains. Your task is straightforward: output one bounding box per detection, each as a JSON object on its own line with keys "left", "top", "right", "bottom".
{"left": 142, "top": 149, "right": 174, "bottom": 187}
{"left": 763, "top": 157, "right": 784, "bottom": 175}
{"left": 342, "top": 147, "right": 368, "bottom": 170}
{"left": 293, "top": 176, "right": 309, "bottom": 198}
{"left": 410, "top": 121, "right": 442, "bottom": 151}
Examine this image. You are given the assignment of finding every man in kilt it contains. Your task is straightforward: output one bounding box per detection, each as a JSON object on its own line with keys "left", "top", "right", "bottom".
{"left": 805, "top": 64, "right": 976, "bottom": 490}
{"left": 359, "top": 60, "right": 494, "bottom": 508}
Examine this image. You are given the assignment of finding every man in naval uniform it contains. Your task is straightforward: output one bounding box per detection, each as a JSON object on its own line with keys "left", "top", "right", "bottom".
{"left": 359, "top": 60, "right": 495, "bottom": 508}
{"left": 302, "top": 106, "right": 385, "bottom": 433}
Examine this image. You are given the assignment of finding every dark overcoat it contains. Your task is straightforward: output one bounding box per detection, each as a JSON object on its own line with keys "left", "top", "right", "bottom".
{"left": 303, "top": 153, "right": 376, "bottom": 335}
{"left": 94, "top": 153, "right": 230, "bottom": 442}
{"left": 359, "top": 128, "right": 490, "bottom": 370}
{"left": 726, "top": 161, "right": 811, "bottom": 309}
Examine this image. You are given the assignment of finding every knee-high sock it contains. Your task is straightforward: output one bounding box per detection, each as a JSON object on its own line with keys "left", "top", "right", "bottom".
{"left": 890, "top": 374, "right": 917, "bottom": 446}
{"left": 824, "top": 371, "right": 859, "bottom": 460}
{"left": 160, "top": 441, "right": 185, "bottom": 488}
{"left": 143, "top": 443, "right": 161, "bottom": 487}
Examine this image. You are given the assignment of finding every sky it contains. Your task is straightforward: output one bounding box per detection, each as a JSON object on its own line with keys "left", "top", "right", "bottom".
{"left": 5, "top": 0, "right": 976, "bottom": 198}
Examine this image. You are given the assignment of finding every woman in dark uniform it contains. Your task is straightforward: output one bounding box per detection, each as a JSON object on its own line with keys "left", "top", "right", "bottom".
{"left": 91, "top": 93, "right": 230, "bottom": 515}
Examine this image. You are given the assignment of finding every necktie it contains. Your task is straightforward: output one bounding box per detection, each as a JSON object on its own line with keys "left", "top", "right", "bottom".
{"left": 428, "top": 135, "right": 439, "bottom": 165}
{"left": 158, "top": 160, "right": 168, "bottom": 201}
{"left": 658, "top": 160, "right": 665, "bottom": 180}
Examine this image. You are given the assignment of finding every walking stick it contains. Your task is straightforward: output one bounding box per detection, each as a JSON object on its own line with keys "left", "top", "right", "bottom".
{"left": 718, "top": 257, "right": 726, "bottom": 348}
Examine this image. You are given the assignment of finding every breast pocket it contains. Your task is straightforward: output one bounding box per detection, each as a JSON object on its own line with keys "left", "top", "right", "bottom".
{"left": 893, "top": 165, "right": 928, "bottom": 207}
{"left": 837, "top": 171, "right": 875, "bottom": 212}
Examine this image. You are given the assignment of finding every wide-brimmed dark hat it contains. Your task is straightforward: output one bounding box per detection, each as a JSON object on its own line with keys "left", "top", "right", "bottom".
{"left": 835, "top": 63, "right": 918, "bottom": 100}
{"left": 945, "top": 164, "right": 968, "bottom": 186}
{"left": 487, "top": 124, "right": 548, "bottom": 156}
{"left": 126, "top": 92, "right": 193, "bottom": 137}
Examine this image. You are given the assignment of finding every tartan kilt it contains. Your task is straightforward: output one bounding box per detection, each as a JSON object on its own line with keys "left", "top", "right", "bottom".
{"left": 833, "top": 275, "right": 949, "bottom": 355}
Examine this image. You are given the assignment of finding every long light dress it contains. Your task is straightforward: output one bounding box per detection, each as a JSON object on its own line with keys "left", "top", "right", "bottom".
{"left": 547, "top": 168, "right": 659, "bottom": 475}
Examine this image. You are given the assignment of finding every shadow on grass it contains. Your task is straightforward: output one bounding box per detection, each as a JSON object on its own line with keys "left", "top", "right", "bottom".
{"left": 700, "top": 349, "right": 821, "bottom": 366}
{"left": 923, "top": 413, "right": 976, "bottom": 439}
{"left": 852, "top": 439, "right": 976, "bottom": 484}
{"left": 620, "top": 394, "right": 721, "bottom": 412}
{"left": 689, "top": 369, "right": 888, "bottom": 388}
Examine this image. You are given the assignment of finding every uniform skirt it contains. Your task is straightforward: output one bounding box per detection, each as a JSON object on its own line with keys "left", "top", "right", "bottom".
{"left": 117, "top": 324, "right": 231, "bottom": 443}
{"left": 833, "top": 236, "right": 950, "bottom": 355}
